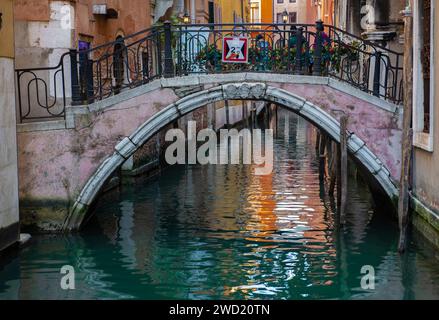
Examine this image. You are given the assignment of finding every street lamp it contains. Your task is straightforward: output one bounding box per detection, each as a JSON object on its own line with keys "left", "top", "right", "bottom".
{"left": 282, "top": 9, "right": 288, "bottom": 47}
{"left": 182, "top": 11, "right": 190, "bottom": 76}
{"left": 282, "top": 9, "right": 289, "bottom": 24}
{"left": 183, "top": 11, "right": 190, "bottom": 24}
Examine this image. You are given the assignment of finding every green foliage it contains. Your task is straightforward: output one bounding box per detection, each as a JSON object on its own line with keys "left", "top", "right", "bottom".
{"left": 327, "top": 41, "right": 361, "bottom": 72}
{"left": 194, "top": 42, "right": 310, "bottom": 72}
{"left": 193, "top": 37, "right": 361, "bottom": 74}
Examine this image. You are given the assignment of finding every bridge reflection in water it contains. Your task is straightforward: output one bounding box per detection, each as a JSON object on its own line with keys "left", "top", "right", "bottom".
{"left": 1, "top": 110, "right": 439, "bottom": 300}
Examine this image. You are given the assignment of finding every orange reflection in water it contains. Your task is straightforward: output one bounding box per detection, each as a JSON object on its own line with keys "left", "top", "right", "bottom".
{"left": 220, "top": 119, "right": 339, "bottom": 297}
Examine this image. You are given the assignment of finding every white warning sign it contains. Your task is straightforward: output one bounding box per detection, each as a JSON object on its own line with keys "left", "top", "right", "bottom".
{"left": 222, "top": 36, "right": 249, "bottom": 63}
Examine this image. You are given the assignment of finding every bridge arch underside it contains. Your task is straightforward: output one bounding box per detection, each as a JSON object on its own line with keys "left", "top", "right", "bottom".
{"left": 64, "top": 80, "right": 401, "bottom": 231}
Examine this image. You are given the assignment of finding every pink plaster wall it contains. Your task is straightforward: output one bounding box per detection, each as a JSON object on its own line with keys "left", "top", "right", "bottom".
{"left": 271, "top": 83, "right": 402, "bottom": 179}
{"left": 17, "top": 88, "right": 179, "bottom": 204}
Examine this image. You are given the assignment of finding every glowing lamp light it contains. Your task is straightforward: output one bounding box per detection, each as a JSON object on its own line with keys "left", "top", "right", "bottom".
{"left": 282, "top": 9, "right": 289, "bottom": 24}
{"left": 183, "top": 11, "right": 190, "bottom": 24}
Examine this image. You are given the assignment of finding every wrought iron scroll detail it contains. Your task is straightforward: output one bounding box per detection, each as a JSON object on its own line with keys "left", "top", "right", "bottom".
{"left": 15, "top": 21, "right": 403, "bottom": 123}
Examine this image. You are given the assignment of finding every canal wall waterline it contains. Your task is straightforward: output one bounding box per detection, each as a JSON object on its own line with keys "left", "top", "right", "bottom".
{"left": 411, "top": 194, "right": 439, "bottom": 249}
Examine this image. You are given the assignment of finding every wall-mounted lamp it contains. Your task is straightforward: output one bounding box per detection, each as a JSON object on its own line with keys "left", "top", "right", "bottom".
{"left": 183, "top": 11, "right": 190, "bottom": 24}
{"left": 282, "top": 9, "right": 289, "bottom": 24}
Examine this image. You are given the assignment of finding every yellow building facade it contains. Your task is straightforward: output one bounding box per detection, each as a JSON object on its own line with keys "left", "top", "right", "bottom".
{"left": 213, "top": 0, "right": 251, "bottom": 23}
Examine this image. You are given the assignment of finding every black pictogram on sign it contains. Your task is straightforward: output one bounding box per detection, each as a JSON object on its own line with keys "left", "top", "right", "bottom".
{"left": 222, "top": 37, "right": 249, "bottom": 63}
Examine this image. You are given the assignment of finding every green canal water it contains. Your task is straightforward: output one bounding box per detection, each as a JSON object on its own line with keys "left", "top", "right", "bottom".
{"left": 1, "top": 111, "right": 439, "bottom": 300}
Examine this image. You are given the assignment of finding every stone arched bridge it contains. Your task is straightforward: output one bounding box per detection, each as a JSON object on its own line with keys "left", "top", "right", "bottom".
{"left": 16, "top": 73, "right": 402, "bottom": 231}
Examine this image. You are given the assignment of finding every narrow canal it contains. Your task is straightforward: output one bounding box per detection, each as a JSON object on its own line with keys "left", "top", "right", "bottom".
{"left": 1, "top": 109, "right": 439, "bottom": 300}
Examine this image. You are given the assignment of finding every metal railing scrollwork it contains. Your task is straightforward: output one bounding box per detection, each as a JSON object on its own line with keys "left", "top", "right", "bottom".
{"left": 15, "top": 21, "right": 403, "bottom": 123}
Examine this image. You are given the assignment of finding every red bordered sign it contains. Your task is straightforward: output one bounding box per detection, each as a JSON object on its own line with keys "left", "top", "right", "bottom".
{"left": 222, "top": 36, "right": 249, "bottom": 63}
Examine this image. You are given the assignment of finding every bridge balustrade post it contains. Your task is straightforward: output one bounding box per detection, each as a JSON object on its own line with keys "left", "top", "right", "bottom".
{"left": 163, "top": 21, "right": 175, "bottom": 78}
{"left": 295, "top": 27, "right": 304, "bottom": 75}
{"left": 313, "top": 20, "right": 324, "bottom": 76}
{"left": 80, "top": 52, "right": 94, "bottom": 104}
{"left": 373, "top": 51, "right": 382, "bottom": 97}
{"left": 69, "top": 49, "right": 81, "bottom": 105}
{"left": 86, "top": 57, "right": 94, "bottom": 103}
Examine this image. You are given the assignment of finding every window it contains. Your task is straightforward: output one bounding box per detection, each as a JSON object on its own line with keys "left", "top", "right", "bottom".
{"left": 289, "top": 12, "right": 297, "bottom": 23}
{"left": 250, "top": 2, "right": 260, "bottom": 23}
{"left": 413, "top": 0, "right": 435, "bottom": 151}
{"left": 208, "top": 1, "right": 215, "bottom": 24}
{"left": 276, "top": 13, "right": 283, "bottom": 23}
{"left": 421, "top": 0, "right": 431, "bottom": 134}
{"left": 290, "top": 0, "right": 297, "bottom": 3}
{"left": 277, "top": 0, "right": 284, "bottom": 3}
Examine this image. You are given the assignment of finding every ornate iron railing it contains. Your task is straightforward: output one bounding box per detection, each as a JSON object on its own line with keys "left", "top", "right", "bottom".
{"left": 15, "top": 21, "right": 403, "bottom": 123}
{"left": 16, "top": 52, "right": 69, "bottom": 122}
{"left": 15, "top": 26, "right": 163, "bottom": 122}
{"left": 173, "top": 22, "right": 403, "bottom": 102}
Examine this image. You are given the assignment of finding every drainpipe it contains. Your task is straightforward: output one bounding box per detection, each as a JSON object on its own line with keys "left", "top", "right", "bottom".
{"left": 273, "top": 0, "right": 275, "bottom": 23}
{"left": 191, "top": 0, "right": 195, "bottom": 22}
{"left": 241, "top": 0, "right": 245, "bottom": 22}
{"left": 340, "top": 0, "right": 347, "bottom": 30}
{"left": 317, "top": 1, "right": 322, "bottom": 20}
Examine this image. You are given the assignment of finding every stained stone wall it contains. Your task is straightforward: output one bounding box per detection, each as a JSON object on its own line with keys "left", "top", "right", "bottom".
{"left": 0, "top": 0, "right": 20, "bottom": 251}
